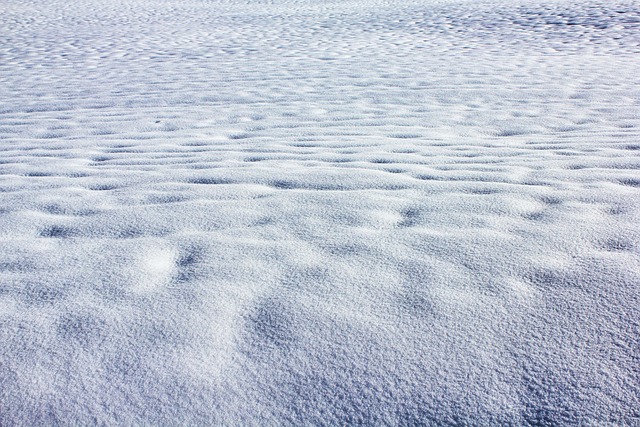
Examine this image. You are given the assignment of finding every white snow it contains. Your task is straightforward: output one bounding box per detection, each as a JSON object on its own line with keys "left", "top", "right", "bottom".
{"left": 1, "top": 0, "right": 639, "bottom": 424}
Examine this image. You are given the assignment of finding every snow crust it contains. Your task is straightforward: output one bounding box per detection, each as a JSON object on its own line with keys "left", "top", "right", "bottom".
{"left": 1, "top": 0, "right": 639, "bottom": 424}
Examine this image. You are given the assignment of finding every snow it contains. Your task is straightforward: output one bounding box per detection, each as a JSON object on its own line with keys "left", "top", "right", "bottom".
{"left": 1, "top": 0, "right": 639, "bottom": 424}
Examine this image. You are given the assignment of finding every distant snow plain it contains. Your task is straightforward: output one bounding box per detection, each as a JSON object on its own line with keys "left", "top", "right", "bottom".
{"left": 1, "top": 0, "right": 639, "bottom": 424}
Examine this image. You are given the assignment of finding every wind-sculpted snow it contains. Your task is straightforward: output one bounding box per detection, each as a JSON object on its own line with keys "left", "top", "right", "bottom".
{"left": 1, "top": 0, "right": 639, "bottom": 425}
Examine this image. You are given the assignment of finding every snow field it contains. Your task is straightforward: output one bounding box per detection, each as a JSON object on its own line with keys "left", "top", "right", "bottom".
{"left": 1, "top": 0, "right": 639, "bottom": 424}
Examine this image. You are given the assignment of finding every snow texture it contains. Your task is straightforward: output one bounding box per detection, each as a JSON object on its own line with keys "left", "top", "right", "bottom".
{"left": 1, "top": 0, "right": 639, "bottom": 424}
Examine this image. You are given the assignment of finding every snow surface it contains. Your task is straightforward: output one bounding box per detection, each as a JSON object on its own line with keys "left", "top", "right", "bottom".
{"left": 1, "top": 0, "right": 640, "bottom": 424}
